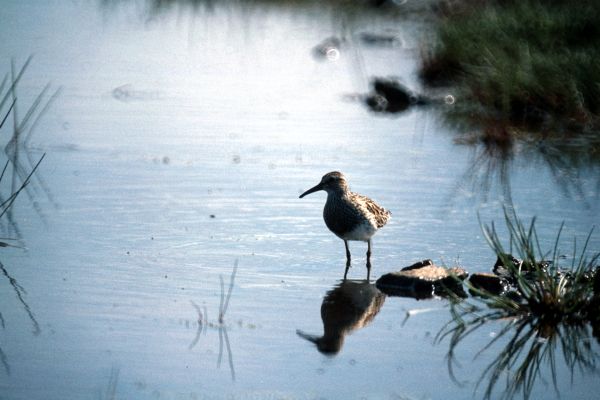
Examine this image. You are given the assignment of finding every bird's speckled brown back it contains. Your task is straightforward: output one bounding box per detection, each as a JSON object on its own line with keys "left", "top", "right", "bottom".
{"left": 349, "top": 192, "right": 391, "bottom": 229}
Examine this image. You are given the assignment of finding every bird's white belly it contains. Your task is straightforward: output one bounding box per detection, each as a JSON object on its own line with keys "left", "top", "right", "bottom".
{"left": 342, "top": 221, "right": 377, "bottom": 241}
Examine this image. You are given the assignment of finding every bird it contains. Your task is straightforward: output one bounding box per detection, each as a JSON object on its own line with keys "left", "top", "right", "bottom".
{"left": 299, "top": 171, "right": 391, "bottom": 280}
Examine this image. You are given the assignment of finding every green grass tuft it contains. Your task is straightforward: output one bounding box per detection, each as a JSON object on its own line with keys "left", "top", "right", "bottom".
{"left": 437, "top": 209, "right": 599, "bottom": 400}
{"left": 421, "top": 0, "right": 600, "bottom": 133}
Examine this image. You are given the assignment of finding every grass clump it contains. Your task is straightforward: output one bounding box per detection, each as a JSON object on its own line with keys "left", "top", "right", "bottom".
{"left": 421, "top": 0, "right": 600, "bottom": 133}
{"left": 480, "top": 209, "right": 598, "bottom": 325}
{"left": 437, "top": 209, "right": 599, "bottom": 400}
{"left": 0, "top": 58, "right": 55, "bottom": 374}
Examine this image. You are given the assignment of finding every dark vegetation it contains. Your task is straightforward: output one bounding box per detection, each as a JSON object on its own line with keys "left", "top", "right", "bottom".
{"left": 420, "top": 0, "right": 600, "bottom": 132}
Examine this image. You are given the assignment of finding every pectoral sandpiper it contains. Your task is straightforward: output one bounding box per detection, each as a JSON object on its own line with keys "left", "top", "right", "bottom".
{"left": 299, "top": 171, "right": 391, "bottom": 280}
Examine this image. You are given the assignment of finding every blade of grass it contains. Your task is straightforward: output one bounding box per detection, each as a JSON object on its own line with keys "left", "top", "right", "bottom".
{"left": 0, "top": 99, "right": 15, "bottom": 130}
{"left": 15, "top": 83, "right": 51, "bottom": 135}
{"left": 0, "top": 153, "right": 45, "bottom": 219}
{"left": 0, "top": 56, "right": 32, "bottom": 113}
{"left": 220, "top": 260, "right": 238, "bottom": 321}
{"left": 24, "top": 86, "right": 61, "bottom": 146}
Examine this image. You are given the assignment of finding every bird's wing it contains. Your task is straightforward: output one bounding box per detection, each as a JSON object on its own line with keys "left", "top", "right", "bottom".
{"left": 351, "top": 193, "right": 391, "bottom": 228}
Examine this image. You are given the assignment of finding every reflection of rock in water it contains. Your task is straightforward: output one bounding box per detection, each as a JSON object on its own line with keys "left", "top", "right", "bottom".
{"left": 111, "top": 84, "right": 162, "bottom": 102}
{"left": 297, "top": 280, "right": 385, "bottom": 355}
{"left": 357, "top": 32, "right": 401, "bottom": 47}
{"left": 311, "top": 37, "right": 343, "bottom": 61}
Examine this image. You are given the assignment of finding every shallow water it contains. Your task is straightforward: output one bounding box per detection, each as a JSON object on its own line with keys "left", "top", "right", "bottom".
{"left": 0, "top": 1, "right": 599, "bottom": 399}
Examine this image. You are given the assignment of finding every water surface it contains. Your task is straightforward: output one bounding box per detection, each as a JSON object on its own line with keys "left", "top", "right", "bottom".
{"left": 0, "top": 1, "right": 598, "bottom": 399}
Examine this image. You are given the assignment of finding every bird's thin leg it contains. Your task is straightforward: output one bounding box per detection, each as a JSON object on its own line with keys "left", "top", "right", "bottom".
{"left": 366, "top": 240, "right": 372, "bottom": 281}
{"left": 343, "top": 240, "right": 351, "bottom": 280}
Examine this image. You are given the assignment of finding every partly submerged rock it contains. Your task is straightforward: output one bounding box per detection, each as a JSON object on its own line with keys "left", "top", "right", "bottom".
{"left": 365, "top": 78, "right": 430, "bottom": 113}
{"left": 376, "top": 260, "right": 468, "bottom": 299}
{"left": 312, "top": 37, "right": 343, "bottom": 61}
{"left": 493, "top": 253, "right": 551, "bottom": 285}
{"left": 468, "top": 272, "right": 509, "bottom": 296}
{"left": 492, "top": 253, "right": 523, "bottom": 276}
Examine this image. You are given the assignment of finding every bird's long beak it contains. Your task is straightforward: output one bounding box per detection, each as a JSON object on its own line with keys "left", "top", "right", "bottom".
{"left": 299, "top": 182, "right": 323, "bottom": 198}
{"left": 296, "top": 329, "right": 320, "bottom": 344}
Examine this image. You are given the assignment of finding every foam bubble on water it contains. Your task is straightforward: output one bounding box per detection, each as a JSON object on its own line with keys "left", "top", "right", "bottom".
{"left": 326, "top": 48, "right": 340, "bottom": 61}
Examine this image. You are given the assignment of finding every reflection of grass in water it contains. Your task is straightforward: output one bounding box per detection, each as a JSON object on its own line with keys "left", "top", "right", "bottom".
{"left": 437, "top": 209, "right": 599, "bottom": 400}
{"left": 0, "top": 57, "right": 57, "bottom": 374}
{"left": 1, "top": 57, "right": 58, "bottom": 235}
{"left": 0, "top": 155, "right": 46, "bottom": 221}
{"left": 0, "top": 261, "right": 41, "bottom": 337}
{"left": 449, "top": 127, "right": 600, "bottom": 205}
{"left": 98, "top": 366, "right": 120, "bottom": 400}
{"left": 99, "top": 0, "right": 427, "bottom": 38}
{"left": 0, "top": 347, "right": 8, "bottom": 376}
{"left": 101, "top": 0, "right": 417, "bottom": 14}
{"left": 217, "top": 261, "right": 237, "bottom": 380}
{"left": 189, "top": 260, "right": 238, "bottom": 381}
{"left": 441, "top": 306, "right": 597, "bottom": 400}
{"left": 422, "top": 1, "right": 600, "bottom": 202}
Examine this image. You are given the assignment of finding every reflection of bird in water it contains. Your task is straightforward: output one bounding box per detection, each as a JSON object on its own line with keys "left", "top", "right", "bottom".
{"left": 299, "top": 171, "right": 391, "bottom": 280}
{"left": 297, "top": 280, "right": 386, "bottom": 355}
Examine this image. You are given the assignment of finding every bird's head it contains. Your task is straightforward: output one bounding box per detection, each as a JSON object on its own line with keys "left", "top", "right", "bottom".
{"left": 299, "top": 171, "right": 349, "bottom": 198}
